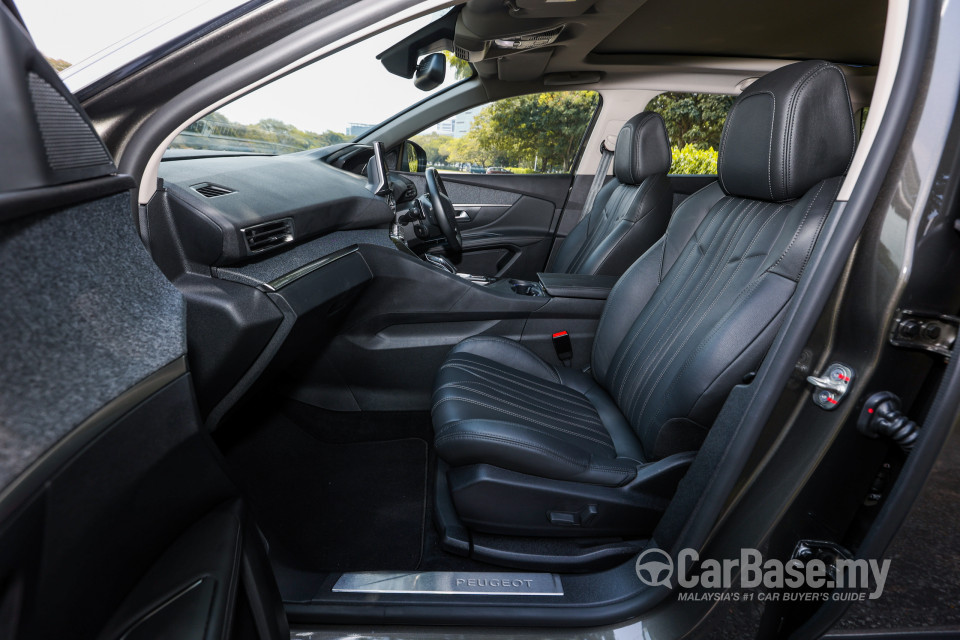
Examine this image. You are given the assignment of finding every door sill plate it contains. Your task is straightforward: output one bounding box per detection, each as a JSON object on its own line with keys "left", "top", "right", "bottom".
{"left": 332, "top": 571, "right": 563, "bottom": 596}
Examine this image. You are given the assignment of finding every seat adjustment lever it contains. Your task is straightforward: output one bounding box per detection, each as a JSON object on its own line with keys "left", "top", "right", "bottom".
{"left": 548, "top": 505, "right": 598, "bottom": 527}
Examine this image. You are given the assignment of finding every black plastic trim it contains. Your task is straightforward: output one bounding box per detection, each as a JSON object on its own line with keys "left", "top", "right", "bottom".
{"left": 0, "top": 173, "right": 135, "bottom": 223}
{"left": 0, "top": 357, "right": 188, "bottom": 523}
{"left": 264, "top": 245, "right": 358, "bottom": 291}
{"left": 788, "top": 5, "right": 953, "bottom": 635}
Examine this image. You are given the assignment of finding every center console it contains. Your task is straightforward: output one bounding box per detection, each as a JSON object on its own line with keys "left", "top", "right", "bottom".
{"left": 262, "top": 237, "right": 621, "bottom": 414}
{"left": 535, "top": 272, "right": 618, "bottom": 299}
{"left": 480, "top": 272, "right": 618, "bottom": 300}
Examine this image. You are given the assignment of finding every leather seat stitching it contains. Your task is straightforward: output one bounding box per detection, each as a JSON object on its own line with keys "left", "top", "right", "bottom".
{"left": 604, "top": 207, "right": 722, "bottom": 387}
{"left": 454, "top": 336, "right": 560, "bottom": 382}
{"left": 439, "top": 365, "right": 597, "bottom": 409}
{"left": 438, "top": 375, "right": 599, "bottom": 416}
{"left": 435, "top": 432, "right": 631, "bottom": 477}
{"left": 432, "top": 396, "right": 615, "bottom": 449}
{"left": 436, "top": 382, "right": 609, "bottom": 436}
{"left": 441, "top": 357, "right": 592, "bottom": 405}
{"left": 769, "top": 181, "right": 826, "bottom": 272}
{"left": 613, "top": 198, "right": 760, "bottom": 405}
{"left": 435, "top": 418, "right": 646, "bottom": 471}
{"left": 622, "top": 198, "right": 768, "bottom": 418}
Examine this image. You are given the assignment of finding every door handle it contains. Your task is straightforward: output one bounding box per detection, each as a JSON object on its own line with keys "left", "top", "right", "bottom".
{"left": 455, "top": 211, "right": 471, "bottom": 222}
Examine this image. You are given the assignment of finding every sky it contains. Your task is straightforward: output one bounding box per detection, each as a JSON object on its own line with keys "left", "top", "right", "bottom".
{"left": 214, "top": 16, "right": 458, "bottom": 135}
{"left": 17, "top": 0, "right": 237, "bottom": 64}
{"left": 15, "top": 0, "right": 457, "bottom": 135}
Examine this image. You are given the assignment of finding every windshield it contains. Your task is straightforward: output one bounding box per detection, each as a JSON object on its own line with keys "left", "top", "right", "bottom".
{"left": 16, "top": 0, "right": 258, "bottom": 92}
{"left": 166, "top": 12, "right": 470, "bottom": 157}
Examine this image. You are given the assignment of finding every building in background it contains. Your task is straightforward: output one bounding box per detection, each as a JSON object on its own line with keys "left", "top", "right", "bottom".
{"left": 346, "top": 122, "right": 375, "bottom": 137}
{"left": 432, "top": 106, "right": 483, "bottom": 138}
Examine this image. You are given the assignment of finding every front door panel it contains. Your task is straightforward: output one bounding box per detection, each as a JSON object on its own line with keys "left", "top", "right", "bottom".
{"left": 402, "top": 172, "right": 574, "bottom": 279}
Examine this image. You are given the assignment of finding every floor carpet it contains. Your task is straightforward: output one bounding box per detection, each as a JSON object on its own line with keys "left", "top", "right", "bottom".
{"left": 221, "top": 406, "right": 429, "bottom": 572}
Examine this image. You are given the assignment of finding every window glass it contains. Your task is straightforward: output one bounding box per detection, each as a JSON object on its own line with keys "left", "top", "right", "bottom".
{"left": 410, "top": 91, "right": 600, "bottom": 175}
{"left": 17, "top": 0, "right": 253, "bottom": 89}
{"left": 856, "top": 106, "right": 871, "bottom": 135}
{"left": 644, "top": 92, "right": 734, "bottom": 175}
{"left": 166, "top": 12, "right": 470, "bottom": 156}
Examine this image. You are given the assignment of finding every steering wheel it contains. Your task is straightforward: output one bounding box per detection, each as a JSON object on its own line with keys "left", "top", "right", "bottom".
{"left": 425, "top": 167, "right": 462, "bottom": 252}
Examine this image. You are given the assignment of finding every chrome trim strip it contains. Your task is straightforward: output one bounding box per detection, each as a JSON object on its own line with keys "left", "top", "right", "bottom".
{"left": 262, "top": 245, "right": 359, "bottom": 292}
{"left": 332, "top": 571, "right": 563, "bottom": 596}
{"left": 451, "top": 203, "right": 512, "bottom": 208}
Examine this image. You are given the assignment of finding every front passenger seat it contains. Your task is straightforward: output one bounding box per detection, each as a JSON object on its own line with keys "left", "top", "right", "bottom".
{"left": 547, "top": 112, "right": 673, "bottom": 276}
{"left": 432, "top": 60, "right": 856, "bottom": 538}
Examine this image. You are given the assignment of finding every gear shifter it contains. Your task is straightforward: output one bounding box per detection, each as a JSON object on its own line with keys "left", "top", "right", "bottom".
{"left": 423, "top": 252, "right": 496, "bottom": 284}
{"left": 425, "top": 253, "right": 457, "bottom": 274}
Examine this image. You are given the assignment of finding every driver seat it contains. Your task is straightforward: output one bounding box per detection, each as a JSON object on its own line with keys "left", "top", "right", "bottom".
{"left": 431, "top": 60, "right": 856, "bottom": 538}
{"left": 547, "top": 112, "right": 673, "bottom": 276}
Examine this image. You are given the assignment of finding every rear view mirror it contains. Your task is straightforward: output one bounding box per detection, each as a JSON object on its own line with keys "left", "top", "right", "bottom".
{"left": 414, "top": 53, "right": 446, "bottom": 91}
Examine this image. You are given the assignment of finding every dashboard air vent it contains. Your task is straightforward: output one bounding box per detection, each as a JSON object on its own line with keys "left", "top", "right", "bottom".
{"left": 193, "top": 182, "right": 234, "bottom": 198}
{"left": 243, "top": 218, "right": 294, "bottom": 253}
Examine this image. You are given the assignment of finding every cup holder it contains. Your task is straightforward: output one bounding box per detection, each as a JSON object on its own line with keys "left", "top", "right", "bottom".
{"left": 509, "top": 279, "right": 545, "bottom": 296}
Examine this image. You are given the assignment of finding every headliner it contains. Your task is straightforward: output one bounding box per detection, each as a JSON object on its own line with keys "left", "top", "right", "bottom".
{"left": 590, "top": 0, "right": 887, "bottom": 66}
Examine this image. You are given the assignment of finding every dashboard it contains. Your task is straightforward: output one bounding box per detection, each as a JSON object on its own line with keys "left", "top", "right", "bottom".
{"left": 157, "top": 145, "right": 416, "bottom": 267}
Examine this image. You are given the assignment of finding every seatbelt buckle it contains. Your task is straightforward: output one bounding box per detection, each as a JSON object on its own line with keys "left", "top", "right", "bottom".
{"left": 552, "top": 331, "right": 573, "bottom": 365}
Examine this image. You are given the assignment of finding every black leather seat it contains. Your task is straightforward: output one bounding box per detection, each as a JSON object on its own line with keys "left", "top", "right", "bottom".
{"left": 432, "top": 60, "right": 856, "bottom": 537}
{"left": 547, "top": 112, "right": 673, "bottom": 276}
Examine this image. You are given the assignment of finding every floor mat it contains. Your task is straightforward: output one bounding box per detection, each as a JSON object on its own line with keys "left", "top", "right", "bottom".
{"left": 222, "top": 410, "right": 428, "bottom": 572}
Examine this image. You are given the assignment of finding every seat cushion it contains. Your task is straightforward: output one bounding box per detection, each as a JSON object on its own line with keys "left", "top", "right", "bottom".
{"left": 432, "top": 336, "right": 644, "bottom": 487}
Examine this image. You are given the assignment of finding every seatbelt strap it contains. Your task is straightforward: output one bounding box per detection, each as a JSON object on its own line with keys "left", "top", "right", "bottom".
{"left": 581, "top": 140, "right": 614, "bottom": 220}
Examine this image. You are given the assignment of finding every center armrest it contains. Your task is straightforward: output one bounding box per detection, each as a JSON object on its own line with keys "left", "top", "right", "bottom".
{"left": 536, "top": 272, "right": 619, "bottom": 300}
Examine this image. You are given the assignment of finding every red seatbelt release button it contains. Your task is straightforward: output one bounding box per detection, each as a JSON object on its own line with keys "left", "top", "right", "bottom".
{"left": 552, "top": 331, "right": 573, "bottom": 364}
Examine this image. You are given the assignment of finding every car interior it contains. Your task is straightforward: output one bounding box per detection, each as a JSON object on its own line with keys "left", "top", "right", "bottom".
{"left": 7, "top": 0, "right": 960, "bottom": 637}
{"left": 137, "top": 0, "right": 885, "bottom": 618}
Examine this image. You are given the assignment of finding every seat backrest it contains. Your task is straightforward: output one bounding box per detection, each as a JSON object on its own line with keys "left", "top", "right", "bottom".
{"left": 548, "top": 112, "right": 673, "bottom": 276}
{"left": 591, "top": 60, "right": 856, "bottom": 460}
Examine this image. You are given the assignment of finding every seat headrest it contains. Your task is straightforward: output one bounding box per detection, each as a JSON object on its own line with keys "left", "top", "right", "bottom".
{"left": 613, "top": 112, "right": 672, "bottom": 186}
{"left": 718, "top": 60, "right": 856, "bottom": 202}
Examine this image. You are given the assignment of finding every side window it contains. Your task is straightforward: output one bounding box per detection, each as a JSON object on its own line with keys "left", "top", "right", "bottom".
{"left": 411, "top": 91, "right": 600, "bottom": 175}
{"left": 855, "top": 106, "right": 870, "bottom": 137}
{"left": 644, "top": 92, "right": 734, "bottom": 175}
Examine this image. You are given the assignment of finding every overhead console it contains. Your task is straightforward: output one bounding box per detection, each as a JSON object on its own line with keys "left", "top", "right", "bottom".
{"left": 454, "top": 0, "right": 596, "bottom": 61}
{"left": 378, "top": 0, "right": 598, "bottom": 83}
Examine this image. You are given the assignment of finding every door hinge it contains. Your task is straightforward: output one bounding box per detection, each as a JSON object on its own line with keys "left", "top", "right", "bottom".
{"left": 792, "top": 540, "right": 853, "bottom": 582}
